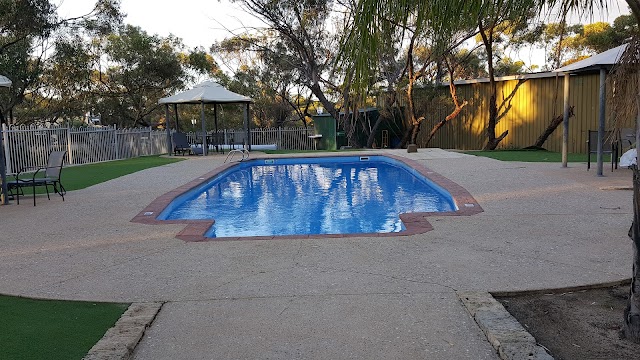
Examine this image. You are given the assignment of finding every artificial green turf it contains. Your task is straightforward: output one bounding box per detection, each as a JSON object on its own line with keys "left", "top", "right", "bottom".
{"left": 463, "top": 149, "right": 612, "bottom": 162}
{"left": 0, "top": 295, "right": 129, "bottom": 360}
{"left": 11, "top": 155, "right": 183, "bottom": 194}
{"left": 262, "top": 149, "right": 363, "bottom": 154}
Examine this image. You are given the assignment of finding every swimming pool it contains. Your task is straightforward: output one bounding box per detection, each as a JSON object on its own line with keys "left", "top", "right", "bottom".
{"left": 157, "top": 156, "right": 459, "bottom": 238}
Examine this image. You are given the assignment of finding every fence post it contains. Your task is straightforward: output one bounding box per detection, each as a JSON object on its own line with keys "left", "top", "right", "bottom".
{"left": 114, "top": 125, "right": 120, "bottom": 159}
{"left": 278, "top": 127, "right": 282, "bottom": 150}
{"left": 66, "top": 125, "right": 73, "bottom": 165}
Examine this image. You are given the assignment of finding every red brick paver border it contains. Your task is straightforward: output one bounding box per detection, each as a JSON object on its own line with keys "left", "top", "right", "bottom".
{"left": 131, "top": 154, "right": 483, "bottom": 242}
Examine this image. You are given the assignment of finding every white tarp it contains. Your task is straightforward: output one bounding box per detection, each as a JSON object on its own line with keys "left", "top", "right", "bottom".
{"left": 554, "top": 43, "right": 627, "bottom": 74}
{"left": 158, "top": 81, "right": 252, "bottom": 104}
{"left": 0, "top": 75, "right": 11, "bottom": 87}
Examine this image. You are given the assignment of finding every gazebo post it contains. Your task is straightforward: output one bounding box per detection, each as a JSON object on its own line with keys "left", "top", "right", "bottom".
{"left": 597, "top": 66, "right": 607, "bottom": 176}
{"left": 214, "top": 103, "right": 218, "bottom": 153}
{"left": 201, "top": 101, "right": 207, "bottom": 156}
{"left": 0, "top": 75, "right": 11, "bottom": 204}
{"left": 244, "top": 103, "right": 251, "bottom": 151}
{"left": 562, "top": 73, "right": 570, "bottom": 168}
{"left": 173, "top": 104, "right": 179, "bottom": 132}
{"left": 0, "top": 112, "right": 7, "bottom": 204}
{"left": 165, "top": 104, "right": 172, "bottom": 156}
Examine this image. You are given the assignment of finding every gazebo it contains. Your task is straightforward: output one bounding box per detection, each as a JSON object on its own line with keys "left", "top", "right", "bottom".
{"left": 554, "top": 44, "right": 627, "bottom": 175}
{"left": 158, "top": 81, "right": 253, "bottom": 155}
{"left": 0, "top": 75, "right": 12, "bottom": 205}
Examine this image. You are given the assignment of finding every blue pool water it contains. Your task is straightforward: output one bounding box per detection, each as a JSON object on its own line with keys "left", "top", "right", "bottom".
{"left": 158, "top": 156, "right": 457, "bottom": 237}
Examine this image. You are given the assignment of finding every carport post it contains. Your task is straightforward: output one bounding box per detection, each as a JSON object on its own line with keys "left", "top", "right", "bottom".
{"left": 562, "top": 73, "right": 570, "bottom": 168}
{"left": 201, "top": 101, "right": 207, "bottom": 156}
{"left": 596, "top": 67, "right": 606, "bottom": 176}
{"left": 165, "top": 104, "right": 172, "bottom": 156}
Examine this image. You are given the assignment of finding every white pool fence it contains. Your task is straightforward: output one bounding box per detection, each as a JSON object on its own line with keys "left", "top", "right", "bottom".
{"left": 1, "top": 124, "right": 315, "bottom": 174}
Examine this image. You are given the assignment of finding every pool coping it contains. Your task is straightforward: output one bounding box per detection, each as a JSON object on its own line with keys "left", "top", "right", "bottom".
{"left": 131, "top": 153, "right": 483, "bottom": 242}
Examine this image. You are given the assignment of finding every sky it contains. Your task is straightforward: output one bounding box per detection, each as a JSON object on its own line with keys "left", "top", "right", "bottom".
{"left": 54, "top": 0, "right": 263, "bottom": 49}
{"left": 54, "top": 0, "right": 632, "bottom": 68}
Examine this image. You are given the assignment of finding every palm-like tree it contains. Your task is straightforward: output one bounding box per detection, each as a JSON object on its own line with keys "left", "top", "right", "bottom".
{"left": 345, "top": 0, "right": 639, "bottom": 343}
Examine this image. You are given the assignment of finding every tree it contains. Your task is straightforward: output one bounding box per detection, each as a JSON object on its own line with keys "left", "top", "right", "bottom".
{"left": 0, "top": 0, "right": 56, "bottom": 55}
{"left": 213, "top": 34, "right": 314, "bottom": 128}
{"left": 231, "top": 0, "right": 359, "bottom": 144}
{"left": 347, "top": 0, "right": 640, "bottom": 345}
{"left": 0, "top": 0, "right": 123, "bottom": 124}
{"left": 476, "top": 1, "right": 539, "bottom": 150}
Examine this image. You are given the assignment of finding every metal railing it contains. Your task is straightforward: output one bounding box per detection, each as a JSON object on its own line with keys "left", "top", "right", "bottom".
{"left": 182, "top": 127, "right": 315, "bottom": 151}
{"left": 2, "top": 125, "right": 317, "bottom": 174}
{"left": 1, "top": 124, "right": 169, "bottom": 175}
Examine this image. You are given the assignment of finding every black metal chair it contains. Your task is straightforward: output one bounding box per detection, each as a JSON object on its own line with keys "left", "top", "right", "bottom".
{"left": 7, "top": 150, "right": 67, "bottom": 206}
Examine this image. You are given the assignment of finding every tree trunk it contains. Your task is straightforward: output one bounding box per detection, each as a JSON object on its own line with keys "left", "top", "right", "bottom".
{"left": 425, "top": 63, "right": 468, "bottom": 146}
{"left": 626, "top": 166, "right": 640, "bottom": 343}
{"left": 479, "top": 19, "right": 507, "bottom": 150}
{"left": 531, "top": 106, "right": 575, "bottom": 148}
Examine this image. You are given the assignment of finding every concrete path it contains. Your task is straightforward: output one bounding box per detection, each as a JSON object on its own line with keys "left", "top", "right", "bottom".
{"left": 0, "top": 149, "right": 633, "bottom": 359}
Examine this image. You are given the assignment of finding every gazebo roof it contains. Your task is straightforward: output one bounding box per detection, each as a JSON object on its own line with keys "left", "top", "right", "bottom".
{"left": 554, "top": 43, "right": 627, "bottom": 74}
{"left": 158, "top": 81, "right": 252, "bottom": 104}
{"left": 0, "top": 75, "right": 11, "bottom": 88}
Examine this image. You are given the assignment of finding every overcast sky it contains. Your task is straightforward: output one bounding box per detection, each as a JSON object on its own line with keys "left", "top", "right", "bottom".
{"left": 55, "top": 0, "right": 263, "bottom": 49}
{"left": 54, "top": 0, "right": 632, "bottom": 69}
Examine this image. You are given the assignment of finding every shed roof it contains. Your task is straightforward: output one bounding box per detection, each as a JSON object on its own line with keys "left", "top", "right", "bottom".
{"left": 553, "top": 43, "right": 627, "bottom": 74}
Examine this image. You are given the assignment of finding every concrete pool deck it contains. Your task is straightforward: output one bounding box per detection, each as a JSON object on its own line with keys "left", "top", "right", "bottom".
{"left": 0, "top": 149, "right": 634, "bottom": 359}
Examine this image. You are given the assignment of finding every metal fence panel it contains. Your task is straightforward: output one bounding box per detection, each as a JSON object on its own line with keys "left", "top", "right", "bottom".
{"left": 2, "top": 125, "right": 311, "bottom": 175}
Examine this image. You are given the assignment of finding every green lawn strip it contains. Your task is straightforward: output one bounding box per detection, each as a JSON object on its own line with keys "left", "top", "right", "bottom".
{"left": 463, "top": 149, "right": 612, "bottom": 162}
{"left": 10, "top": 155, "right": 183, "bottom": 194}
{"left": 0, "top": 295, "right": 129, "bottom": 360}
{"left": 262, "top": 149, "right": 364, "bottom": 154}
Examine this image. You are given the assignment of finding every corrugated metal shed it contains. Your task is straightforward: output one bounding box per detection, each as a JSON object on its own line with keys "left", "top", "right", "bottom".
{"left": 412, "top": 71, "right": 631, "bottom": 152}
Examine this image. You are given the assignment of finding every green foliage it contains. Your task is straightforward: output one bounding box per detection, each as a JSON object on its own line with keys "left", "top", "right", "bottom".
{"left": 0, "top": 0, "right": 57, "bottom": 54}
{"left": 0, "top": 294, "right": 128, "bottom": 360}
{"left": 0, "top": 1, "right": 125, "bottom": 125}
{"left": 216, "top": 0, "right": 345, "bottom": 128}
{"left": 494, "top": 57, "right": 528, "bottom": 76}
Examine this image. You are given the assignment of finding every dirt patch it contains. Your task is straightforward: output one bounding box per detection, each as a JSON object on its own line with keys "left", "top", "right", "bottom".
{"left": 496, "top": 285, "right": 640, "bottom": 360}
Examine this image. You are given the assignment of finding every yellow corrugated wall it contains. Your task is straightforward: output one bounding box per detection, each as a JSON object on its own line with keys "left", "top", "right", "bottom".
{"left": 412, "top": 73, "right": 632, "bottom": 152}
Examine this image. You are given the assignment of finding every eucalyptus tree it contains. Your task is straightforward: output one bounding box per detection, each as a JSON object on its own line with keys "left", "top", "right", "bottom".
{"left": 213, "top": 34, "right": 314, "bottom": 128}
{"left": 0, "top": 0, "right": 57, "bottom": 55}
{"left": 231, "top": 0, "right": 360, "bottom": 143}
{"left": 476, "top": 2, "right": 541, "bottom": 149}
{"left": 0, "top": 0, "right": 122, "bottom": 124}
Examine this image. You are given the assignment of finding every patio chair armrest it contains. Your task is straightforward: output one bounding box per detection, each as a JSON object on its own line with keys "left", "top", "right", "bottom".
{"left": 31, "top": 166, "right": 47, "bottom": 180}
{"left": 14, "top": 166, "right": 38, "bottom": 179}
